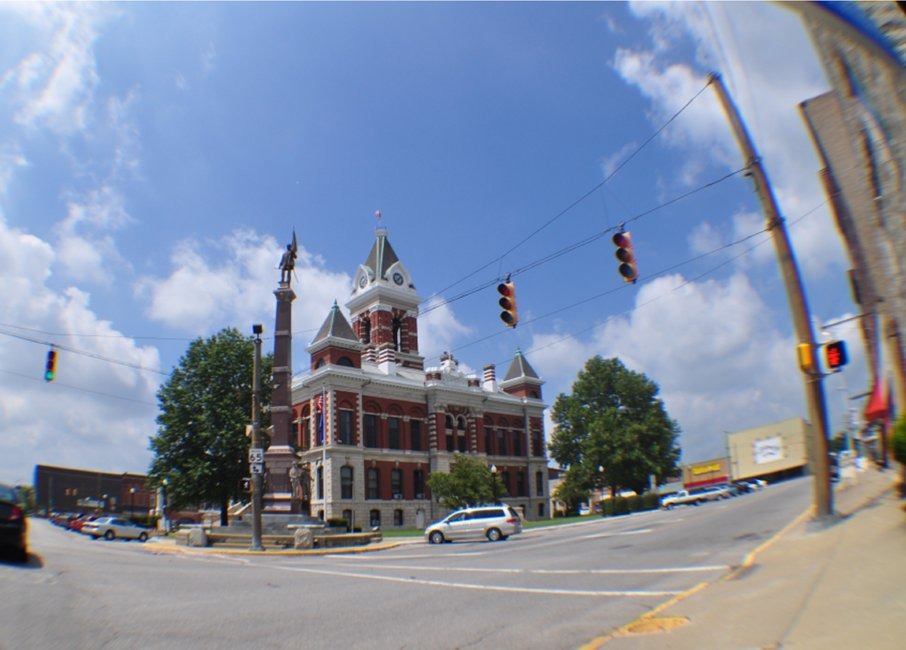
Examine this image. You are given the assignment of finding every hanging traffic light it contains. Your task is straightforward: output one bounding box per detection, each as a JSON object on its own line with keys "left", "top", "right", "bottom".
{"left": 824, "top": 340, "right": 848, "bottom": 370}
{"left": 612, "top": 229, "right": 638, "bottom": 283}
{"left": 44, "top": 348, "right": 57, "bottom": 382}
{"left": 497, "top": 276, "right": 518, "bottom": 328}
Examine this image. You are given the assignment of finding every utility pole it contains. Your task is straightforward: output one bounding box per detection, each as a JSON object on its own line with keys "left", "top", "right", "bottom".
{"left": 710, "top": 72, "right": 834, "bottom": 519}
{"left": 249, "top": 324, "right": 265, "bottom": 551}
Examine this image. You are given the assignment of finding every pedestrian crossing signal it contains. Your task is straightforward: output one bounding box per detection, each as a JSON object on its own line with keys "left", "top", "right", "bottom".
{"left": 824, "top": 340, "right": 848, "bottom": 370}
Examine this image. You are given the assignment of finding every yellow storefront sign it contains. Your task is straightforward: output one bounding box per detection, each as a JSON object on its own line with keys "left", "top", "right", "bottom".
{"left": 691, "top": 462, "right": 722, "bottom": 475}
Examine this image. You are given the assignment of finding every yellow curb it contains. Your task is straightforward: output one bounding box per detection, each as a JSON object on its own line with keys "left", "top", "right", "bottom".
{"left": 620, "top": 616, "right": 690, "bottom": 636}
{"left": 142, "top": 540, "right": 408, "bottom": 556}
{"left": 580, "top": 503, "right": 816, "bottom": 649}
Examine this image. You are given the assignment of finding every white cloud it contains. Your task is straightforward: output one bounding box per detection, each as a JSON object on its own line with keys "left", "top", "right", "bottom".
{"left": 54, "top": 186, "right": 132, "bottom": 284}
{"left": 617, "top": 1, "right": 846, "bottom": 282}
{"left": 419, "top": 296, "right": 474, "bottom": 364}
{"left": 135, "top": 230, "right": 354, "bottom": 352}
{"left": 0, "top": 217, "right": 160, "bottom": 484}
{"left": 529, "top": 273, "right": 807, "bottom": 462}
{"left": 3, "top": 3, "right": 111, "bottom": 135}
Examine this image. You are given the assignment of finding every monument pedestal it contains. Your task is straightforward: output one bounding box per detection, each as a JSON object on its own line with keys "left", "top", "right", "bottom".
{"left": 263, "top": 278, "right": 304, "bottom": 513}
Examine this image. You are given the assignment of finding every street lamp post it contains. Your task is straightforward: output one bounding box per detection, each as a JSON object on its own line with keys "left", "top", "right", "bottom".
{"left": 129, "top": 487, "right": 136, "bottom": 517}
{"left": 161, "top": 478, "right": 169, "bottom": 532}
{"left": 249, "top": 324, "right": 265, "bottom": 552}
{"left": 490, "top": 465, "right": 499, "bottom": 504}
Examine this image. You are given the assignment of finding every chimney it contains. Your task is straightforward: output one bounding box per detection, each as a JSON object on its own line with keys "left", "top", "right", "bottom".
{"left": 483, "top": 364, "right": 497, "bottom": 392}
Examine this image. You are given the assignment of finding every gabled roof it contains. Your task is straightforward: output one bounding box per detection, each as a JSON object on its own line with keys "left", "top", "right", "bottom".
{"left": 502, "top": 348, "right": 540, "bottom": 382}
{"left": 312, "top": 301, "right": 358, "bottom": 344}
{"left": 363, "top": 227, "right": 399, "bottom": 281}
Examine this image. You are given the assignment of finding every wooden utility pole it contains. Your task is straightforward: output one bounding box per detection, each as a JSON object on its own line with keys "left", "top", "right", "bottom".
{"left": 710, "top": 72, "right": 834, "bottom": 519}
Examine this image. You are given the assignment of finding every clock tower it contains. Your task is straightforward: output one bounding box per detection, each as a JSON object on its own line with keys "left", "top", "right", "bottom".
{"left": 347, "top": 227, "right": 424, "bottom": 371}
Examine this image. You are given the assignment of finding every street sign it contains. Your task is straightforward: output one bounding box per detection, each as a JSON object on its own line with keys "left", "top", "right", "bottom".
{"left": 249, "top": 448, "right": 264, "bottom": 464}
{"left": 250, "top": 463, "right": 264, "bottom": 474}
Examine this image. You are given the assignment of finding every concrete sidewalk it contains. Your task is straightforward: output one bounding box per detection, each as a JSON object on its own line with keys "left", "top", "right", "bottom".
{"left": 588, "top": 467, "right": 906, "bottom": 650}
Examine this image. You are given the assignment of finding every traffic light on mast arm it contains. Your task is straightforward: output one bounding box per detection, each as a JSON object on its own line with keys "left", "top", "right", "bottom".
{"left": 612, "top": 229, "right": 638, "bottom": 283}
{"left": 497, "top": 276, "right": 518, "bottom": 328}
{"left": 44, "top": 347, "right": 57, "bottom": 382}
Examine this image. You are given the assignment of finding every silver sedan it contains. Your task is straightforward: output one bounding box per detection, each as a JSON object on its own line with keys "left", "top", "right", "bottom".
{"left": 81, "top": 516, "right": 150, "bottom": 542}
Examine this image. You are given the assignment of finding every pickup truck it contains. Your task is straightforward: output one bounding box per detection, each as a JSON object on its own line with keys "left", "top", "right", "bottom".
{"left": 660, "top": 489, "right": 721, "bottom": 509}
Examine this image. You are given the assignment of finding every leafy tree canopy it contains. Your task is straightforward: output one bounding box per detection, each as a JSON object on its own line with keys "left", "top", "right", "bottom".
{"left": 548, "top": 356, "right": 680, "bottom": 498}
{"left": 426, "top": 453, "right": 506, "bottom": 510}
{"left": 149, "top": 328, "right": 272, "bottom": 525}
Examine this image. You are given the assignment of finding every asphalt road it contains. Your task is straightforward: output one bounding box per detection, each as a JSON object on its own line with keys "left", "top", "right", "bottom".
{"left": 0, "top": 478, "right": 812, "bottom": 649}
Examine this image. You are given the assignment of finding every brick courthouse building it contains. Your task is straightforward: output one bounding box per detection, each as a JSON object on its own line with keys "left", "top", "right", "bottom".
{"left": 291, "top": 227, "right": 549, "bottom": 529}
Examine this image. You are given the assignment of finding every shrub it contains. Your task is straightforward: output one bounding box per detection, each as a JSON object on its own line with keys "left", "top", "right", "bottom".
{"left": 601, "top": 493, "right": 660, "bottom": 517}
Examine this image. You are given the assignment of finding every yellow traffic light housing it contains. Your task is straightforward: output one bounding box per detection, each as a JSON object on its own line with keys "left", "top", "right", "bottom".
{"left": 613, "top": 230, "right": 638, "bottom": 283}
{"left": 497, "top": 277, "right": 518, "bottom": 328}
{"left": 796, "top": 343, "right": 815, "bottom": 373}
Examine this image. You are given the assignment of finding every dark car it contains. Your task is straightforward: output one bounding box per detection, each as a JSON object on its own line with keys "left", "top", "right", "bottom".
{"left": 0, "top": 483, "right": 28, "bottom": 563}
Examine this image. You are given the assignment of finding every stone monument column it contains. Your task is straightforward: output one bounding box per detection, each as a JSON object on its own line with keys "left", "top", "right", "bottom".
{"left": 264, "top": 235, "right": 299, "bottom": 512}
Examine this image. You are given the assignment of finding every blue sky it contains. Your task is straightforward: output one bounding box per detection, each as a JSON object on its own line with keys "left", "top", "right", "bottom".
{"left": 0, "top": 2, "right": 866, "bottom": 485}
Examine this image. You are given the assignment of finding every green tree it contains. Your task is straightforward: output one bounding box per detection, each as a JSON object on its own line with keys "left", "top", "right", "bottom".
{"left": 552, "top": 466, "right": 592, "bottom": 515}
{"left": 149, "top": 328, "right": 272, "bottom": 526}
{"left": 549, "top": 356, "right": 680, "bottom": 498}
{"left": 427, "top": 453, "right": 505, "bottom": 510}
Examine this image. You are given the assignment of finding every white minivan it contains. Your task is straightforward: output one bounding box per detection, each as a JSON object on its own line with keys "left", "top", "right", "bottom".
{"left": 425, "top": 505, "right": 523, "bottom": 544}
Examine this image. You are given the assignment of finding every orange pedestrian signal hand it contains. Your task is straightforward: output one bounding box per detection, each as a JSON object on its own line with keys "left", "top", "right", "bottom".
{"left": 824, "top": 340, "right": 848, "bottom": 370}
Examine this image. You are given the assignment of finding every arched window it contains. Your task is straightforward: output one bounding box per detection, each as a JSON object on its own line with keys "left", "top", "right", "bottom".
{"left": 364, "top": 414, "right": 379, "bottom": 448}
{"left": 410, "top": 419, "right": 422, "bottom": 451}
{"left": 445, "top": 415, "right": 454, "bottom": 452}
{"left": 391, "top": 469, "right": 403, "bottom": 499}
{"left": 457, "top": 416, "right": 467, "bottom": 453}
{"left": 370, "top": 509, "right": 381, "bottom": 528}
{"left": 388, "top": 417, "right": 401, "bottom": 449}
{"left": 367, "top": 467, "right": 380, "bottom": 500}
{"left": 393, "top": 509, "right": 403, "bottom": 527}
{"left": 315, "top": 358, "right": 326, "bottom": 369}
{"left": 392, "top": 316, "right": 402, "bottom": 351}
{"left": 337, "top": 356, "right": 354, "bottom": 367}
{"left": 414, "top": 469, "right": 426, "bottom": 499}
{"left": 340, "top": 466, "right": 353, "bottom": 500}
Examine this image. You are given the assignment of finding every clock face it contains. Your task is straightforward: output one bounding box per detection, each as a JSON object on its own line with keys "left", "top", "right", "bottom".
{"left": 392, "top": 272, "right": 404, "bottom": 286}
{"left": 359, "top": 275, "right": 368, "bottom": 288}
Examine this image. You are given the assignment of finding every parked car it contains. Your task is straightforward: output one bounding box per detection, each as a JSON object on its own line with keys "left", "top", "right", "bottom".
{"left": 82, "top": 516, "right": 150, "bottom": 542}
{"left": 70, "top": 513, "right": 101, "bottom": 533}
{"left": 425, "top": 505, "right": 522, "bottom": 544}
{"left": 661, "top": 490, "right": 706, "bottom": 509}
{"left": 0, "top": 482, "right": 28, "bottom": 562}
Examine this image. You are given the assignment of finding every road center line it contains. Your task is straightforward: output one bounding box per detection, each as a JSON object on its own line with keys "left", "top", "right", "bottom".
{"left": 262, "top": 564, "right": 683, "bottom": 598}
{"left": 311, "top": 562, "right": 729, "bottom": 575}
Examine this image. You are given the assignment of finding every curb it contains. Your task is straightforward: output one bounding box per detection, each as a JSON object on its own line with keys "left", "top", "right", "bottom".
{"left": 581, "top": 471, "right": 896, "bottom": 649}
{"left": 141, "top": 538, "right": 414, "bottom": 557}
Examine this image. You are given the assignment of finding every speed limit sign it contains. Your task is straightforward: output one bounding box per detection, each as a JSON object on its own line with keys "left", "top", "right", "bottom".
{"left": 249, "top": 448, "right": 264, "bottom": 464}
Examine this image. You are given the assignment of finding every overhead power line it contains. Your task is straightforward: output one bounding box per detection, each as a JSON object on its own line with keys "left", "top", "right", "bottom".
{"left": 434, "top": 78, "right": 716, "bottom": 298}
{"left": 420, "top": 166, "right": 746, "bottom": 317}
